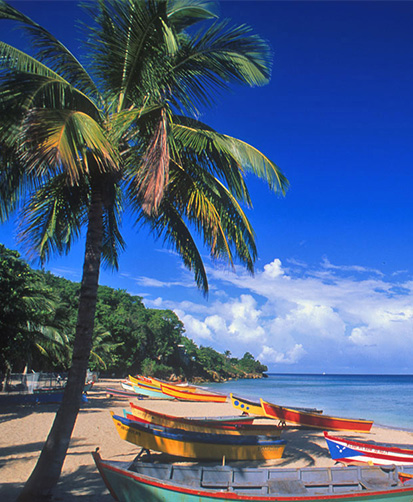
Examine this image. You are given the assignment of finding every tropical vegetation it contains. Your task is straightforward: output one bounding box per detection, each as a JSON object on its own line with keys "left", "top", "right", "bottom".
{"left": 0, "top": 244, "right": 268, "bottom": 381}
{"left": 0, "top": 0, "right": 286, "bottom": 499}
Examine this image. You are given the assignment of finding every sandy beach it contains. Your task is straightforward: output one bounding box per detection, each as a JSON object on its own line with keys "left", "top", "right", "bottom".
{"left": 1, "top": 379, "right": 412, "bottom": 501}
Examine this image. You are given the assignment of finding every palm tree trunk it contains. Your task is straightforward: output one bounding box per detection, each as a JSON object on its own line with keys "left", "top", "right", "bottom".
{"left": 17, "top": 185, "right": 104, "bottom": 502}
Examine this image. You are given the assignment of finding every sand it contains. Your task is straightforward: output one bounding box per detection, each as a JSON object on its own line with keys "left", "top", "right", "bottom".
{"left": 1, "top": 379, "right": 412, "bottom": 501}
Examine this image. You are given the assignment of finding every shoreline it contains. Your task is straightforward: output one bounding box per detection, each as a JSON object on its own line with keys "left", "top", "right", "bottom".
{"left": 1, "top": 378, "right": 412, "bottom": 501}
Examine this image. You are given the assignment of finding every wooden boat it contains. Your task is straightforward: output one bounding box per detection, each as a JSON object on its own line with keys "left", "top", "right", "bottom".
{"left": 160, "top": 383, "right": 227, "bottom": 403}
{"left": 120, "top": 380, "right": 135, "bottom": 393}
{"left": 111, "top": 413, "right": 286, "bottom": 461}
{"left": 261, "top": 399, "right": 373, "bottom": 433}
{"left": 93, "top": 450, "right": 413, "bottom": 502}
{"left": 131, "top": 383, "right": 173, "bottom": 399}
{"left": 105, "top": 387, "right": 142, "bottom": 399}
{"left": 324, "top": 431, "right": 413, "bottom": 466}
{"left": 129, "top": 375, "right": 196, "bottom": 391}
{"left": 230, "top": 393, "right": 323, "bottom": 417}
{"left": 230, "top": 393, "right": 268, "bottom": 416}
{"left": 128, "top": 402, "right": 281, "bottom": 436}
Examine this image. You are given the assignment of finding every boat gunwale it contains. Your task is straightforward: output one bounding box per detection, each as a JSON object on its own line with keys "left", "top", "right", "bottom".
{"left": 93, "top": 453, "right": 413, "bottom": 501}
{"left": 261, "top": 400, "right": 373, "bottom": 432}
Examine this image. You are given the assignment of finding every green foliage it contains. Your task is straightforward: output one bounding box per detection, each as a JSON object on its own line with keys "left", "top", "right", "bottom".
{"left": 0, "top": 244, "right": 67, "bottom": 373}
{"left": 0, "top": 244, "right": 267, "bottom": 380}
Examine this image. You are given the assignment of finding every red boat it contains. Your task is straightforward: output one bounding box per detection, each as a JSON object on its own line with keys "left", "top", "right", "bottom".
{"left": 324, "top": 431, "right": 413, "bottom": 466}
{"left": 261, "top": 399, "right": 373, "bottom": 433}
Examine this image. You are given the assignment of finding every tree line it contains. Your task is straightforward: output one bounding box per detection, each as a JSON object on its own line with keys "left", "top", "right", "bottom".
{"left": 0, "top": 244, "right": 267, "bottom": 381}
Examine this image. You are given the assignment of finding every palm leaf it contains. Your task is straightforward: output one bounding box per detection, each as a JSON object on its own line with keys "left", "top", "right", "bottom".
{"left": 0, "top": 0, "right": 100, "bottom": 99}
{"left": 19, "top": 109, "right": 120, "bottom": 184}
{"left": 172, "top": 119, "right": 288, "bottom": 194}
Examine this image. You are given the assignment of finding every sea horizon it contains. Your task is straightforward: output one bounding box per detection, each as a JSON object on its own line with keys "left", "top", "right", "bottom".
{"left": 204, "top": 373, "right": 413, "bottom": 432}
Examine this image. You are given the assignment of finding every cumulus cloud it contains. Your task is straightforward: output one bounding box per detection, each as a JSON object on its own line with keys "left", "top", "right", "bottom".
{"left": 142, "top": 257, "right": 413, "bottom": 373}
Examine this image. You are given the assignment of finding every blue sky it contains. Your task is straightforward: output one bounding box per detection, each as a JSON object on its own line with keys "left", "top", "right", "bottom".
{"left": 2, "top": 1, "right": 413, "bottom": 374}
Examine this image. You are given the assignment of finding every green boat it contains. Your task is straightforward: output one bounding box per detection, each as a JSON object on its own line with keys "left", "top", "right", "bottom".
{"left": 93, "top": 450, "right": 413, "bottom": 502}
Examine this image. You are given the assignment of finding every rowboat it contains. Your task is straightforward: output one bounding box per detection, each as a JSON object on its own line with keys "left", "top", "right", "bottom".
{"left": 120, "top": 380, "right": 135, "bottom": 393}
{"left": 105, "top": 387, "right": 141, "bottom": 399}
{"left": 128, "top": 402, "right": 281, "bottom": 436}
{"left": 160, "top": 383, "right": 227, "bottom": 402}
{"left": 111, "top": 413, "right": 286, "bottom": 460}
{"left": 230, "top": 393, "right": 323, "bottom": 417}
{"left": 129, "top": 375, "right": 196, "bottom": 391}
{"left": 261, "top": 399, "right": 373, "bottom": 433}
{"left": 131, "top": 383, "right": 173, "bottom": 399}
{"left": 324, "top": 431, "right": 413, "bottom": 466}
{"left": 93, "top": 450, "right": 413, "bottom": 502}
{"left": 230, "top": 393, "right": 268, "bottom": 416}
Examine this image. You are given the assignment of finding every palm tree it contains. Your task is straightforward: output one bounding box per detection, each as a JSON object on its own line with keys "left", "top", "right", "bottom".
{"left": 0, "top": 0, "right": 288, "bottom": 499}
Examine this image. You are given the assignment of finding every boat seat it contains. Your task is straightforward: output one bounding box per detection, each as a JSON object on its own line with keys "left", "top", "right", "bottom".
{"left": 172, "top": 466, "right": 202, "bottom": 487}
{"left": 360, "top": 479, "right": 395, "bottom": 490}
{"left": 267, "top": 479, "right": 307, "bottom": 494}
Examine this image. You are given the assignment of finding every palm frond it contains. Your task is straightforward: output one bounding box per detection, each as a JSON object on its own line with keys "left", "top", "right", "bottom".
{"left": 136, "top": 197, "right": 209, "bottom": 293}
{"left": 172, "top": 118, "right": 288, "bottom": 195}
{"left": 167, "top": 0, "right": 218, "bottom": 29}
{"left": 19, "top": 109, "right": 120, "bottom": 184}
{"left": 168, "top": 19, "right": 272, "bottom": 113}
{"left": 135, "top": 111, "right": 170, "bottom": 215}
{"left": 0, "top": 1, "right": 100, "bottom": 99}
{"left": 17, "top": 175, "right": 88, "bottom": 263}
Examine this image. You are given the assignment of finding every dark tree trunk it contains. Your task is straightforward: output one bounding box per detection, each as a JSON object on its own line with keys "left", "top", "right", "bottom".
{"left": 17, "top": 186, "right": 104, "bottom": 502}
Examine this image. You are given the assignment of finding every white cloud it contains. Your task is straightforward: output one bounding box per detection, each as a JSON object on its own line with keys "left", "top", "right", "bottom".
{"left": 142, "top": 257, "right": 413, "bottom": 373}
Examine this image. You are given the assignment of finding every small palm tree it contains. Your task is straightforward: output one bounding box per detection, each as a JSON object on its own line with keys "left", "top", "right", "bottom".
{"left": 0, "top": 0, "right": 288, "bottom": 499}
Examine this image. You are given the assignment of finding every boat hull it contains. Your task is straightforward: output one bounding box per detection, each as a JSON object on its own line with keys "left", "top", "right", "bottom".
{"left": 111, "top": 414, "right": 286, "bottom": 461}
{"left": 324, "top": 431, "right": 413, "bottom": 466}
{"left": 261, "top": 399, "right": 373, "bottom": 433}
{"left": 93, "top": 452, "right": 413, "bottom": 502}
{"left": 230, "top": 393, "right": 267, "bottom": 416}
{"left": 160, "top": 383, "right": 227, "bottom": 403}
{"left": 131, "top": 384, "right": 173, "bottom": 399}
{"left": 127, "top": 404, "right": 282, "bottom": 436}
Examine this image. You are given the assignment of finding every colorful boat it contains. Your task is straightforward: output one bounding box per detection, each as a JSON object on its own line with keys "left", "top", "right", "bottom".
{"left": 120, "top": 380, "right": 135, "bottom": 393}
{"left": 324, "top": 431, "right": 413, "bottom": 466}
{"left": 111, "top": 413, "right": 286, "bottom": 461}
{"left": 93, "top": 450, "right": 413, "bottom": 502}
{"left": 230, "top": 393, "right": 323, "bottom": 417}
{"left": 261, "top": 399, "right": 373, "bottom": 433}
{"left": 128, "top": 402, "right": 281, "bottom": 436}
{"left": 230, "top": 393, "right": 268, "bottom": 416}
{"left": 129, "top": 375, "right": 196, "bottom": 391}
{"left": 160, "top": 383, "right": 227, "bottom": 403}
{"left": 131, "top": 383, "right": 173, "bottom": 399}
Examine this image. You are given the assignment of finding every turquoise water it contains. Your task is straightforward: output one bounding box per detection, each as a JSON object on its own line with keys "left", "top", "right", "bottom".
{"left": 203, "top": 374, "right": 413, "bottom": 431}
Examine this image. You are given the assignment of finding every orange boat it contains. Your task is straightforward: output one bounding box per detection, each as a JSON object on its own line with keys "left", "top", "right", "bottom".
{"left": 261, "top": 399, "right": 373, "bottom": 433}
{"left": 160, "top": 383, "right": 227, "bottom": 403}
{"left": 128, "top": 402, "right": 280, "bottom": 436}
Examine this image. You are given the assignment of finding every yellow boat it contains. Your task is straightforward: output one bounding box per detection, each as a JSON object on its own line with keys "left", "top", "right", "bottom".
{"left": 111, "top": 412, "right": 286, "bottom": 461}
{"left": 129, "top": 402, "right": 281, "bottom": 436}
{"left": 230, "top": 393, "right": 267, "bottom": 416}
{"left": 161, "top": 383, "right": 227, "bottom": 402}
{"left": 129, "top": 375, "right": 198, "bottom": 392}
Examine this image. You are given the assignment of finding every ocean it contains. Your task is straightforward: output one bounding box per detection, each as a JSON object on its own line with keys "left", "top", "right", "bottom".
{"left": 203, "top": 373, "right": 413, "bottom": 431}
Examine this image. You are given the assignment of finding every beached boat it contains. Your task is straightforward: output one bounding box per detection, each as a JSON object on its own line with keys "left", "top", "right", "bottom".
{"left": 324, "top": 431, "right": 413, "bottom": 466}
{"left": 261, "top": 399, "right": 373, "bottom": 433}
{"left": 230, "top": 393, "right": 268, "bottom": 416}
{"left": 230, "top": 393, "right": 323, "bottom": 417}
{"left": 160, "top": 383, "right": 227, "bottom": 402}
{"left": 129, "top": 375, "right": 196, "bottom": 391}
{"left": 120, "top": 380, "right": 135, "bottom": 393}
{"left": 128, "top": 402, "right": 281, "bottom": 436}
{"left": 111, "top": 413, "right": 286, "bottom": 460}
{"left": 131, "top": 383, "right": 173, "bottom": 399}
{"left": 93, "top": 450, "right": 413, "bottom": 502}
